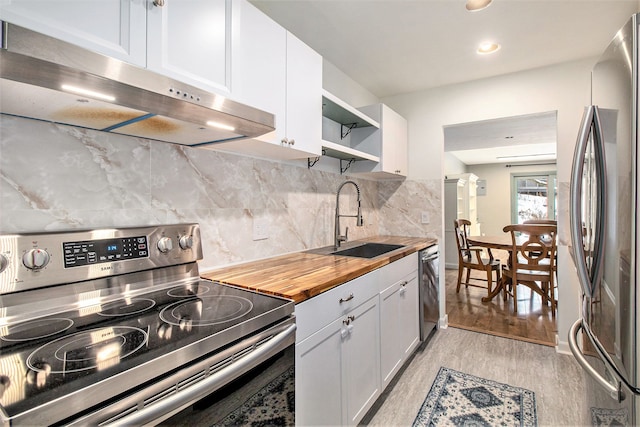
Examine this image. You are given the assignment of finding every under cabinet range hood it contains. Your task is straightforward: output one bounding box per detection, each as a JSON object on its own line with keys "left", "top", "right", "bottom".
{"left": 0, "top": 22, "right": 275, "bottom": 145}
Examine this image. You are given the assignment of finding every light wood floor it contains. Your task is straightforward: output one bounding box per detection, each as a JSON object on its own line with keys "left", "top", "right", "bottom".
{"left": 364, "top": 327, "right": 589, "bottom": 426}
{"left": 445, "top": 260, "right": 557, "bottom": 347}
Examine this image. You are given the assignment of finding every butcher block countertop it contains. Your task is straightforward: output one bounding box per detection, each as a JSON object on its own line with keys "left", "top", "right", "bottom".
{"left": 201, "top": 236, "right": 436, "bottom": 303}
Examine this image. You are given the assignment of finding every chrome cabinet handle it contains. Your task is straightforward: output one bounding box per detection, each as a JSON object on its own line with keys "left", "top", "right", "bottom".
{"left": 280, "top": 138, "right": 295, "bottom": 146}
{"left": 153, "top": 0, "right": 165, "bottom": 6}
{"left": 399, "top": 281, "right": 408, "bottom": 295}
{"left": 339, "top": 293, "right": 354, "bottom": 303}
{"left": 342, "top": 315, "right": 355, "bottom": 326}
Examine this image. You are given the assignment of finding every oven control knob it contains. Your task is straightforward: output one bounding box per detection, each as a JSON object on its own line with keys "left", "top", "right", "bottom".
{"left": 0, "top": 254, "right": 8, "bottom": 274}
{"left": 22, "top": 249, "right": 50, "bottom": 270}
{"left": 157, "top": 237, "right": 174, "bottom": 253}
{"left": 178, "top": 235, "right": 193, "bottom": 250}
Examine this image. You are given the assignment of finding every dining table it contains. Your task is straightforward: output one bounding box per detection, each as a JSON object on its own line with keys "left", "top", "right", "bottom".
{"left": 467, "top": 234, "right": 552, "bottom": 303}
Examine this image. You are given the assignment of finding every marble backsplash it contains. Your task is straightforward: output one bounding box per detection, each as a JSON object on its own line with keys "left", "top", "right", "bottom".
{"left": 0, "top": 115, "right": 441, "bottom": 270}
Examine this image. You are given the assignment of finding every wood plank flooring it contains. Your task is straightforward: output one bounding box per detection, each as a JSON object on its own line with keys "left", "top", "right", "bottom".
{"left": 444, "top": 260, "right": 557, "bottom": 346}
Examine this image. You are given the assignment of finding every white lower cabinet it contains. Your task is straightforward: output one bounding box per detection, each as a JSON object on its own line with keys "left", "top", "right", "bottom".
{"left": 295, "top": 253, "right": 420, "bottom": 426}
{"left": 380, "top": 269, "right": 420, "bottom": 390}
{"left": 296, "top": 294, "right": 380, "bottom": 426}
{"left": 295, "top": 316, "right": 344, "bottom": 426}
{"left": 343, "top": 295, "right": 381, "bottom": 425}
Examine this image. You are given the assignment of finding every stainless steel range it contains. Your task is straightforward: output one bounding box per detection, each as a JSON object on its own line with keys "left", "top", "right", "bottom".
{"left": 0, "top": 224, "right": 295, "bottom": 426}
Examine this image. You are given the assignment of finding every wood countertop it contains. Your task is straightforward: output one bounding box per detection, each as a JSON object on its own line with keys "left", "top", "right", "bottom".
{"left": 201, "top": 236, "right": 437, "bottom": 303}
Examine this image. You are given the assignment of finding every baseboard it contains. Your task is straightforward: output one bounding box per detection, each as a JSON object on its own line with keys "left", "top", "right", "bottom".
{"left": 556, "top": 335, "right": 572, "bottom": 355}
{"left": 438, "top": 314, "right": 449, "bottom": 329}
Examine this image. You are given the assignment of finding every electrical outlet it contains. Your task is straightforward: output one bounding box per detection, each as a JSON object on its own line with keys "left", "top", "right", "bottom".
{"left": 252, "top": 217, "right": 269, "bottom": 241}
{"left": 421, "top": 211, "right": 430, "bottom": 224}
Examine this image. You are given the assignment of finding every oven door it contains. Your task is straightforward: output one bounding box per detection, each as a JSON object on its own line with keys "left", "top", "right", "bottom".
{"left": 68, "top": 318, "right": 295, "bottom": 426}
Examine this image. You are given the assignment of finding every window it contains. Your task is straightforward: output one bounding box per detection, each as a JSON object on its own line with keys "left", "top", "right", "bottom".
{"left": 511, "top": 172, "right": 557, "bottom": 224}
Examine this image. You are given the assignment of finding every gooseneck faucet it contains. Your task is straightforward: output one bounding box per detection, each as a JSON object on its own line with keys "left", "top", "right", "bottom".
{"left": 334, "top": 180, "right": 364, "bottom": 249}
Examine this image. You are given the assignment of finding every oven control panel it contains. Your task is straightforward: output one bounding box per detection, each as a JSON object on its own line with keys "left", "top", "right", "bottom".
{"left": 63, "top": 236, "right": 149, "bottom": 268}
{"left": 0, "top": 224, "right": 202, "bottom": 294}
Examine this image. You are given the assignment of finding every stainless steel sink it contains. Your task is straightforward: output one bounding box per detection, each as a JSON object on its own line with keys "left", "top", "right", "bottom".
{"left": 331, "top": 243, "right": 405, "bottom": 259}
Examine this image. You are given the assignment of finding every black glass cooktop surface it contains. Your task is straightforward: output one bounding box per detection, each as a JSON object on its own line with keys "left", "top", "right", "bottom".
{"left": 0, "top": 280, "right": 293, "bottom": 421}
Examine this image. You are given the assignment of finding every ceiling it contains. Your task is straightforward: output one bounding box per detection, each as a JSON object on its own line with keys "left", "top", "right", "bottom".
{"left": 249, "top": 0, "right": 638, "bottom": 98}
{"left": 444, "top": 111, "right": 557, "bottom": 165}
{"left": 249, "top": 0, "right": 638, "bottom": 165}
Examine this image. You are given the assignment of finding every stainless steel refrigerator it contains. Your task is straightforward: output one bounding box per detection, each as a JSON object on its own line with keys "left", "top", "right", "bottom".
{"left": 568, "top": 13, "right": 640, "bottom": 426}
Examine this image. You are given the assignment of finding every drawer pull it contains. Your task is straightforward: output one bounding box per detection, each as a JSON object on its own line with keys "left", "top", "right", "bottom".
{"left": 342, "top": 315, "right": 355, "bottom": 325}
{"left": 339, "top": 293, "right": 354, "bottom": 303}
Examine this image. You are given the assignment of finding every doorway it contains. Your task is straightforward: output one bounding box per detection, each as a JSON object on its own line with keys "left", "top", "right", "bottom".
{"left": 443, "top": 111, "right": 558, "bottom": 344}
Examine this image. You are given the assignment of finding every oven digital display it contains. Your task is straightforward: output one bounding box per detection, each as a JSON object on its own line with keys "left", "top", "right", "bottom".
{"left": 63, "top": 236, "right": 148, "bottom": 268}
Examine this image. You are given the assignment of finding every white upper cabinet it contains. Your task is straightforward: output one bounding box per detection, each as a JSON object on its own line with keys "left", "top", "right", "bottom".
{"left": 352, "top": 104, "right": 408, "bottom": 178}
{"left": 0, "top": 0, "right": 231, "bottom": 95}
{"left": 147, "top": 0, "right": 231, "bottom": 95}
{"left": 283, "top": 32, "right": 322, "bottom": 157}
{"left": 0, "top": 0, "right": 147, "bottom": 66}
{"left": 221, "top": 0, "right": 322, "bottom": 160}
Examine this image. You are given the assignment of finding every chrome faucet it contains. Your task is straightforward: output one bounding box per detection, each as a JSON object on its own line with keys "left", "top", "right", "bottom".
{"left": 334, "top": 180, "right": 364, "bottom": 249}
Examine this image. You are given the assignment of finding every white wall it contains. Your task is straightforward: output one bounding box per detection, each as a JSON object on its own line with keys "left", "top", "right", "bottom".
{"left": 382, "top": 58, "right": 594, "bottom": 351}
{"left": 323, "top": 60, "right": 380, "bottom": 107}
{"left": 444, "top": 152, "right": 467, "bottom": 176}
{"left": 468, "top": 163, "right": 557, "bottom": 236}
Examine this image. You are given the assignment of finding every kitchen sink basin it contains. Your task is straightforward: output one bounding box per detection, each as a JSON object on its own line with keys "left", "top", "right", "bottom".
{"left": 331, "top": 243, "right": 405, "bottom": 259}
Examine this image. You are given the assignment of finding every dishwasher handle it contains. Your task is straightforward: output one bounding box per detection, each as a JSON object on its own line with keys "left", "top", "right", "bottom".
{"left": 421, "top": 245, "right": 439, "bottom": 262}
{"left": 107, "top": 324, "right": 297, "bottom": 426}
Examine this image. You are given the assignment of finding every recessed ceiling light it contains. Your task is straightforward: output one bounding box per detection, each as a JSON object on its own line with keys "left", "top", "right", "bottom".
{"left": 477, "top": 42, "right": 501, "bottom": 54}
{"left": 466, "top": 0, "right": 492, "bottom": 12}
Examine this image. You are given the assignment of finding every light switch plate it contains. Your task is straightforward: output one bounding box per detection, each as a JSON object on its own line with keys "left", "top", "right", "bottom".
{"left": 421, "top": 211, "right": 430, "bottom": 224}
{"left": 252, "top": 217, "right": 269, "bottom": 241}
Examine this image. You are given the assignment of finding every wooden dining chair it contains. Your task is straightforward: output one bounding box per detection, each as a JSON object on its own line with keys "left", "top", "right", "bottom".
{"left": 501, "top": 224, "right": 557, "bottom": 315}
{"left": 522, "top": 219, "right": 558, "bottom": 305}
{"left": 453, "top": 219, "right": 501, "bottom": 298}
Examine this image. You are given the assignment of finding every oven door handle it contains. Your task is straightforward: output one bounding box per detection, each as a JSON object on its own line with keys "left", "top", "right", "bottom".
{"left": 108, "top": 323, "right": 296, "bottom": 427}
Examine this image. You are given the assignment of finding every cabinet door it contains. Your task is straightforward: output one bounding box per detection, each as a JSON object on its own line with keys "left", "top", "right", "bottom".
{"left": 380, "top": 269, "right": 419, "bottom": 390}
{"left": 295, "top": 318, "right": 344, "bottom": 427}
{"left": 147, "top": 0, "right": 231, "bottom": 94}
{"left": 0, "top": 0, "right": 146, "bottom": 66}
{"left": 399, "top": 273, "right": 420, "bottom": 359}
{"left": 343, "top": 295, "right": 381, "bottom": 426}
{"left": 285, "top": 32, "right": 322, "bottom": 157}
{"left": 381, "top": 104, "right": 408, "bottom": 175}
{"left": 230, "top": 0, "right": 286, "bottom": 143}
{"left": 380, "top": 280, "right": 404, "bottom": 389}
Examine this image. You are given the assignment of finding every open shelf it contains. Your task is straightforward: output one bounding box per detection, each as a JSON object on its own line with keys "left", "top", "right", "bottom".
{"left": 322, "top": 90, "right": 379, "bottom": 129}
{"left": 322, "top": 140, "right": 380, "bottom": 162}
{"left": 320, "top": 89, "right": 380, "bottom": 165}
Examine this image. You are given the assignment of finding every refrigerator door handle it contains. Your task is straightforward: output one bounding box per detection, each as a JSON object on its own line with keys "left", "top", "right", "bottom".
{"left": 570, "top": 106, "right": 595, "bottom": 297}
{"left": 569, "top": 318, "right": 623, "bottom": 401}
{"left": 569, "top": 105, "right": 606, "bottom": 298}
{"left": 590, "top": 105, "right": 607, "bottom": 296}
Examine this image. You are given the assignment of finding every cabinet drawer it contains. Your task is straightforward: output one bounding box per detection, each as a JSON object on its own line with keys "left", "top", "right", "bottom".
{"left": 296, "top": 268, "right": 379, "bottom": 342}
{"left": 378, "top": 252, "right": 418, "bottom": 292}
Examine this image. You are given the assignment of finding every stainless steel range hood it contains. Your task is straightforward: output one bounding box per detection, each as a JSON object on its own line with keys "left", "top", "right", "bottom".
{"left": 0, "top": 22, "right": 275, "bottom": 146}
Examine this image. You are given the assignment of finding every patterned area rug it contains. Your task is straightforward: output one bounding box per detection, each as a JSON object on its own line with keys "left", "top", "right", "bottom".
{"left": 217, "top": 366, "right": 294, "bottom": 426}
{"left": 591, "top": 407, "right": 628, "bottom": 426}
{"left": 413, "top": 367, "right": 537, "bottom": 426}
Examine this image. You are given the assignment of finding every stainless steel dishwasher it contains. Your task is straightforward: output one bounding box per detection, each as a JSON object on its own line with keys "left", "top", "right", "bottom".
{"left": 419, "top": 244, "right": 439, "bottom": 343}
